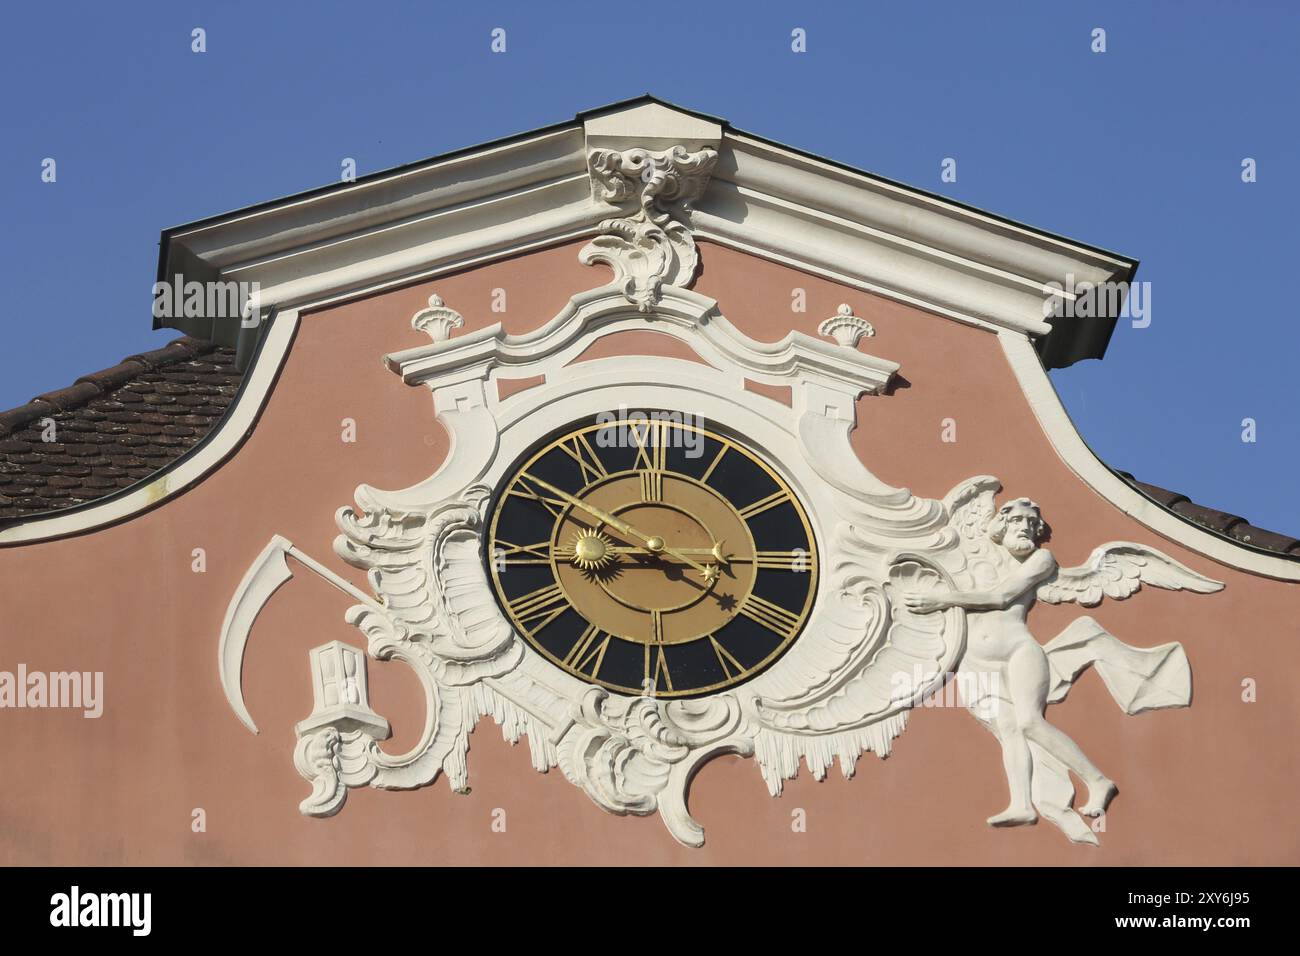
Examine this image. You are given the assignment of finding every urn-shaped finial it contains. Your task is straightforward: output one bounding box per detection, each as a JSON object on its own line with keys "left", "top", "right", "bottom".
{"left": 817, "top": 303, "right": 875, "bottom": 348}
{"left": 411, "top": 293, "right": 464, "bottom": 343}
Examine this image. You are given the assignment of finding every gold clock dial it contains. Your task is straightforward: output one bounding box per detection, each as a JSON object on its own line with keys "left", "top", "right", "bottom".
{"left": 486, "top": 414, "right": 818, "bottom": 698}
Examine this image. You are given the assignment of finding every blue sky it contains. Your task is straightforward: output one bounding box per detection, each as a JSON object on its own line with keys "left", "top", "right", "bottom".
{"left": 1, "top": 1, "right": 1296, "bottom": 535}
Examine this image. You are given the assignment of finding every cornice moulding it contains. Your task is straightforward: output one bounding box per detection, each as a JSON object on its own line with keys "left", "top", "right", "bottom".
{"left": 156, "top": 101, "right": 1131, "bottom": 368}
{"left": 718, "top": 134, "right": 1130, "bottom": 284}
{"left": 224, "top": 176, "right": 597, "bottom": 307}
{"left": 385, "top": 285, "right": 898, "bottom": 398}
{"left": 172, "top": 128, "right": 588, "bottom": 269}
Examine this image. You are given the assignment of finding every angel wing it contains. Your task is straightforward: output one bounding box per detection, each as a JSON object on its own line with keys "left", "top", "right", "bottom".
{"left": 941, "top": 476, "right": 1003, "bottom": 590}
{"left": 1037, "top": 541, "right": 1224, "bottom": 606}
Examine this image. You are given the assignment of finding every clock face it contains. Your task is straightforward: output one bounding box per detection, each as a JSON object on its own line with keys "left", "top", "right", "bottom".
{"left": 486, "top": 412, "right": 818, "bottom": 698}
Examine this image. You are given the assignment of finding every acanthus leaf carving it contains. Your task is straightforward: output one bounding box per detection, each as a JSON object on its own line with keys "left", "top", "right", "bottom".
{"left": 580, "top": 145, "right": 718, "bottom": 313}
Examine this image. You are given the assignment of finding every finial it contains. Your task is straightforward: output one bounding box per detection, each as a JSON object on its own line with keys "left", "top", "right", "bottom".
{"left": 411, "top": 293, "right": 464, "bottom": 343}
{"left": 817, "top": 304, "right": 875, "bottom": 348}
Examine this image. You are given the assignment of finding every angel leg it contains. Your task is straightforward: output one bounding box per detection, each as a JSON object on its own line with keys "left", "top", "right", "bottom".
{"left": 1007, "top": 642, "right": 1116, "bottom": 817}
{"left": 986, "top": 701, "right": 1037, "bottom": 827}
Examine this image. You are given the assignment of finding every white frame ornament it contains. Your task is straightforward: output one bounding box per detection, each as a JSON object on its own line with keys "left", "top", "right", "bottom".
{"left": 221, "top": 271, "right": 1024, "bottom": 845}
{"left": 219, "top": 276, "right": 1225, "bottom": 847}
{"left": 216, "top": 138, "right": 1224, "bottom": 848}
{"left": 330, "top": 283, "right": 974, "bottom": 846}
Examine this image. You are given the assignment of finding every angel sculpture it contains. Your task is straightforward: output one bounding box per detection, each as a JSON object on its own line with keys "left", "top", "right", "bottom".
{"left": 901, "top": 479, "right": 1223, "bottom": 844}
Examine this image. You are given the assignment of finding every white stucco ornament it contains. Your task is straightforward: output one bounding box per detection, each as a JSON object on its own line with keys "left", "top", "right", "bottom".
{"left": 818, "top": 304, "right": 874, "bottom": 348}
{"left": 217, "top": 140, "right": 1225, "bottom": 848}
{"left": 580, "top": 145, "right": 717, "bottom": 313}
{"left": 410, "top": 293, "right": 463, "bottom": 343}
{"left": 908, "top": 483, "right": 1221, "bottom": 844}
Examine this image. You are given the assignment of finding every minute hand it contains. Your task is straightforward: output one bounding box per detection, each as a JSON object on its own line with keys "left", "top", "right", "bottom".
{"left": 527, "top": 476, "right": 714, "bottom": 578}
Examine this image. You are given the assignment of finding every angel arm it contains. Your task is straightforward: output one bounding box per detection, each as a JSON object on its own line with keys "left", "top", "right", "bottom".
{"left": 903, "top": 549, "right": 1056, "bottom": 613}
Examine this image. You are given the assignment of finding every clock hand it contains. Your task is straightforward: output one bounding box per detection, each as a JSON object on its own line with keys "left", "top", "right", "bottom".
{"left": 620, "top": 538, "right": 717, "bottom": 581}
{"left": 609, "top": 546, "right": 727, "bottom": 584}
{"left": 609, "top": 541, "right": 734, "bottom": 563}
{"left": 528, "top": 476, "right": 715, "bottom": 579}
{"left": 527, "top": 476, "right": 649, "bottom": 541}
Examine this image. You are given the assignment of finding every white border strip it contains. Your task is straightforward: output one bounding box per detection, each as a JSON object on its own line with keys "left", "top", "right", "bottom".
{"left": 999, "top": 329, "right": 1300, "bottom": 582}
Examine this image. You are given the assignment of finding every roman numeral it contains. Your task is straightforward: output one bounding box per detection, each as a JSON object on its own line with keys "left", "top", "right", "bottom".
{"left": 564, "top": 623, "right": 610, "bottom": 677}
{"left": 738, "top": 490, "right": 790, "bottom": 520}
{"left": 700, "top": 442, "right": 729, "bottom": 483}
{"left": 632, "top": 421, "right": 667, "bottom": 471}
{"left": 752, "top": 550, "right": 808, "bottom": 571}
{"left": 709, "top": 635, "right": 745, "bottom": 679}
{"left": 738, "top": 593, "right": 802, "bottom": 639}
{"left": 508, "top": 473, "right": 568, "bottom": 519}
{"left": 644, "top": 611, "right": 672, "bottom": 692}
{"left": 633, "top": 421, "right": 667, "bottom": 502}
{"left": 650, "top": 648, "right": 673, "bottom": 693}
{"left": 496, "top": 540, "right": 556, "bottom": 565}
{"left": 507, "top": 583, "right": 570, "bottom": 632}
{"left": 640, "top": 469, "right": 663, "bottom": 502}
{"left": 556, "top": 433, "right": 608, "bottom": 485}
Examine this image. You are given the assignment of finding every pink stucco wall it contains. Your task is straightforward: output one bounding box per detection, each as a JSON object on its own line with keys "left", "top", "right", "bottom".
{"left": 0, "top": 239, "right": 1295, "bottom": 865}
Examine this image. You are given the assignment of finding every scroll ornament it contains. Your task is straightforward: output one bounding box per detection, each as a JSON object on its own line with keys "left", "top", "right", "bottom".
{"left": 580, "top": 145, "right": 718, "bottom": 313}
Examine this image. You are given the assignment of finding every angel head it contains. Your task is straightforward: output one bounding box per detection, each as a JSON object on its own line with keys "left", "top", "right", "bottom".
{"left": 989, "top": 498, "right": 1051, "bottom": 558}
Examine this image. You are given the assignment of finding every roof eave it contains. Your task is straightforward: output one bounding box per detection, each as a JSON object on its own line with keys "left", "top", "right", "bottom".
{"left": 155, "top": 95, "right": 1137, "bottom": 368}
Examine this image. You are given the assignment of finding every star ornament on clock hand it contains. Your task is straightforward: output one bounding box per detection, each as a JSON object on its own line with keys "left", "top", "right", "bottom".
{"left": 610, "top": 541, "right": 733, "bottom": 585}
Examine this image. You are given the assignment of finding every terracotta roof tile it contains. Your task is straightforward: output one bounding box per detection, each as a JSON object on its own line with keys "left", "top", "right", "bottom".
{"left": 1116, "top": 470, "right": 1299, "bottom": 560}
{"left": 1170, "top": 501, "right": 1245, "bottom": 534}
{"left": 35, "top": 382, "right": 102, "bottom": 411}
{"left": 1227, "top": 523, "right": 1300, "bottom": 553}
{"left": 1130, "top": 480, "right": 1187, "bottom": 509}
{"left": 76, "top": 361, "right": 149, "bottom": 392}
{"left": 0, "top": 336, "right": 243, "bottom": 523}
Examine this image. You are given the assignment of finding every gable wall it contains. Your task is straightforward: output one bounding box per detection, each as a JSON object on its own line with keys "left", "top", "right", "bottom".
{"left": 0, "top": 239, "right": 1294, "bottom": 865}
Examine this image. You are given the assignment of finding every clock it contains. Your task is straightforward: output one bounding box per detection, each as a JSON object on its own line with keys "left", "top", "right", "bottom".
{"left": 485, "top": 412, "right": 818, "bottom": 698}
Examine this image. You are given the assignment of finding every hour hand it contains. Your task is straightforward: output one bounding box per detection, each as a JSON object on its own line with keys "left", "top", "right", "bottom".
{"left": 609, "top": 541, "right": 730, "bottom": 583}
